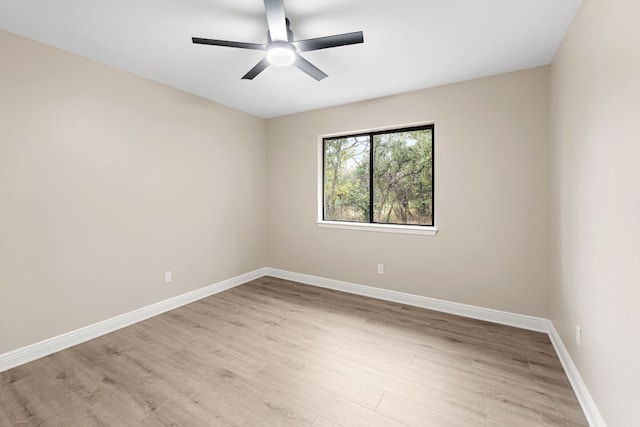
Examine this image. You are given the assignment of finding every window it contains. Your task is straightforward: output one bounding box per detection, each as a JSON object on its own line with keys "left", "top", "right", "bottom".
{"left": 322, "top": 124, "right": 434, "bottom": 230}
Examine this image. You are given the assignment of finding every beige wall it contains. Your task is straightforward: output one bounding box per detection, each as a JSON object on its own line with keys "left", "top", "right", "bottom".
{"left": 550, "top": 0, "right": 640, "bottom": 425}
{"left": 267, "top": 67, "right": 551, "bottom": 317}
{"left": 0, "top": 30, "right": 267, "bottom": 353}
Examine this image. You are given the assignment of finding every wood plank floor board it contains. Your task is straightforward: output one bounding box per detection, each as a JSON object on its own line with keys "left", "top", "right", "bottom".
{"left": 484, "top": 393, "right": 545, "bottom": 426}
{"left": 202, "top": 369, "right": 320, "bottom": 427}
{"left": 0, "top": 277, "right": 588, "bottom": 426}
{"left": 194, "top": 293, "right": 287, "bottom": 328}
{"left": 0, "top": 406, "right": 11, "bottom": 427}
{"left": 377, "top": 392, "right": 480, "bottom": 427}
{"left": 276, "top": 315, "right": 419, "bottom": 364}
{"left": 60, "top": 343, "right": 175, "bottom": 421}
{"left": 251, "top": 367, "right": 404, "bottom": 427}
{"left": 336, "top": 337, "right": 491, "bottom": 397}
{"left": 331, "top": 345, "right": 488, "bottom": 423}
{"left": 277, "top": 337, "right": 486, "bottom": 410}
{"left": 266, "top": 357, "right": 384, "bottom": 411}
{"left": 138, "top": 393, "right": 241, "bottom": 427}
{"left": 311, "top": 415, "right": 342, "bottom": 427}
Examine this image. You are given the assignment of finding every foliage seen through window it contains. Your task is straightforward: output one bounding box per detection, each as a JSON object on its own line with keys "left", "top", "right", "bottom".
{"left": 323, "top": 125, "right": 434, "bottom": 226}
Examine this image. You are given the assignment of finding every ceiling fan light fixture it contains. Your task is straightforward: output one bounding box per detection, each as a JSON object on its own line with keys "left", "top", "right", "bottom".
{"left": 191, "top": 0, "right": 364, "bottom": 80}
{"left": 266, "top": 42, "right": 295, "bottom": 67}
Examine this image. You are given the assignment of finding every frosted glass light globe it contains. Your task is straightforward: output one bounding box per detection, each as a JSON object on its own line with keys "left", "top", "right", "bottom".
{"left": 267, "top": 42, "right": 295, "bottom": 67}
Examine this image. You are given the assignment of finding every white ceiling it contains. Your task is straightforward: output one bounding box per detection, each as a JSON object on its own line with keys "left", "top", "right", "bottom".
{"left": 1, "top": 0, "right": 581, "bottom": 118}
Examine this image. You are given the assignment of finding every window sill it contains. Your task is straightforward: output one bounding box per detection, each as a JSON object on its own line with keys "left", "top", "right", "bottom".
{"left": 316, "top": 221, "right": 438, "bottom": 236}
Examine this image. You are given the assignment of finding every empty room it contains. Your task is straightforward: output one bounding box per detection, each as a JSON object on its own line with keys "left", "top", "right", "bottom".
{"left": 0, "top": 0, "right": 637, "bottom": 426}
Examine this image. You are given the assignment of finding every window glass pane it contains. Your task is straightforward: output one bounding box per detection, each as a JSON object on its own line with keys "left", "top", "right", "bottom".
{"left": 323, "top": 135, "right": 370, "bottom": 222}
{"left": 373, "top": 129, "right": 433, "bottom": 225}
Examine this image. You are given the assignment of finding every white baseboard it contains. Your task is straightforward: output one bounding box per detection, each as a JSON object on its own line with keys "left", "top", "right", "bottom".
{"left": 548, "top": 324, "right": 607, "bottom": 427}
{"left": 265, "top": 268, "right": 550, "bottom": 332}
{"left": 0, "top": 268, "right": 267, "bottom": 373}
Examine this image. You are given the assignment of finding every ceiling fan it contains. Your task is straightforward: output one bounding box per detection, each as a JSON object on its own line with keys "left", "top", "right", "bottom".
{"left": 191, "top": 0, "right": 364, "bottom": 81}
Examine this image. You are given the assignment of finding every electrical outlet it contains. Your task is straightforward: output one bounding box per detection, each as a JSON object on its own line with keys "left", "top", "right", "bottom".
{"left": 576, "top": 325, "right": 581, "bottom": 347}
{"left": 164, "top": 271, "right": 172, "bottom": 284}
{"left": 377, "top": 264, "right": 384, "bottom": 275}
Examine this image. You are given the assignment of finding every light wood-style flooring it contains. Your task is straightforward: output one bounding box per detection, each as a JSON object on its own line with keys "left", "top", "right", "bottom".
{"left": 0, "top": 276, "right": 588, "bottom": 426}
